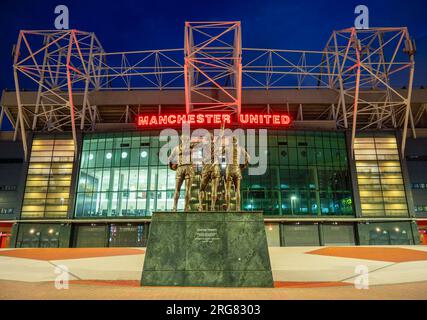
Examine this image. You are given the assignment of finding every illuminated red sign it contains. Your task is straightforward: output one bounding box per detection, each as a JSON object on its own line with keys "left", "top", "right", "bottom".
{"left": 136, "top": 113, "right": 291, "bottom": 128}
{"left": 238, "top": 114, "right": 291, "bottom": 126}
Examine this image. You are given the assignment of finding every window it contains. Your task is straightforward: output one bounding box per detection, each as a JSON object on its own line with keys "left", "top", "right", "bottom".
{"left": 76, "top": 131, "right": 185, "bottom": 218}
{"left": 357, "top": 222, "right": 415, "bottom": 245}
{"left": 75, "top": 225, "right": 107, "bottom": 247}
{"left": 321, "top": 223, "right": 355, "bottom": 245}
{"left": 281, "top": 223, "right": 320, "bottom": 246}
{"left": 265, "top": 224, "right": 280, "bottom": 246}
{"left": 243, "top": 131, "right": 353, "bottom": 216}
{"left": 354, "top": 134, "right": 409, "bottom": 217}
{"left": 16, "top": 224, "right": 69, "bottom": 248}
{"left": 21, "top": 137, "right": 75, "bottom": 218}
{"left": 108, "top": 224, "right": 148, "bottom": 247}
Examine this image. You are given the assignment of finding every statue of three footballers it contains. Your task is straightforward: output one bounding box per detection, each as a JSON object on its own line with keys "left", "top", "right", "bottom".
{"left": 168, "top": 133, "right": 250, "bottom": 212}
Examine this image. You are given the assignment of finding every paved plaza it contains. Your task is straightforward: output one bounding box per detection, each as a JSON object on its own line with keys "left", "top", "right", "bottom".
{"left": 1, "top": 246, "right": 426, "bottom": 299}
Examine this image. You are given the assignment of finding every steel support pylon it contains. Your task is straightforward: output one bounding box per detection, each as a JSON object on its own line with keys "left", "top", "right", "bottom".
{"left": 12, "top": 30, "right": 104, "bottom": 158}
{"left": 184, "top": 21, "right": 242, "bottom": 114}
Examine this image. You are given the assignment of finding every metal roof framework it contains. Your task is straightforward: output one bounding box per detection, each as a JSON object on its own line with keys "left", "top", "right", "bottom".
{"left": 0, "top": 22, "right": 419, "bottom": 159}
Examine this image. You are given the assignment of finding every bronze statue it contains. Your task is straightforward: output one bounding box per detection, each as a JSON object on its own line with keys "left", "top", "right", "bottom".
{"left": 224, "top": 136, "right": 250, "bottom": 211}
{"left": 168, "top": 134, "right": 195, "bottom": 211}
{"left": 198, "top": 134, "right": 222, "bottom": 211}
{"left": 168, "top": 131, "right": 249, "bottom": 213}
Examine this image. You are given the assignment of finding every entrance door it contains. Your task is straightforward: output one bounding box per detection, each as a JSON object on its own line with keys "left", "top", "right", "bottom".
{"left": 0, "top": 224, "right": 13, "bottom": 248}
{"left": 0, "top": 233, "right": 11, "bottom": 248}
{"left": 417, "top": 221, "right": 427, "bottom": 245}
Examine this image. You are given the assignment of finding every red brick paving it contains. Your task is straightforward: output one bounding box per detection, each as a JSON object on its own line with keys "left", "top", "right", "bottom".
{"left": 307, "top": 247, "right": 427, "bottom": 263}
{"left": 1, "top": 280, "right": 427, "bottom": 300}
{"left": 0, "top": 248, "right": 145, "bottom": 261}
{"left": 66, "top": 280, "right": 351, "bottom": 289}
{"left": 274, "top": 281, "right": 351, "bottom": 288}
{"left": 69, "top": 280, "right": 141, "bottom": 287}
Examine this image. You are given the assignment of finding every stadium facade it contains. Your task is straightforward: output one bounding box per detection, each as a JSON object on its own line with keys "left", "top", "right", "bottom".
{"left": 0, "top": 22, "right": 427, "bottom": 248}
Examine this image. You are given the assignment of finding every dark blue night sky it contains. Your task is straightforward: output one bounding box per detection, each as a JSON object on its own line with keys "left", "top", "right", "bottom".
{"left": 1, "top": 0, "right": 426, "bottom": 130}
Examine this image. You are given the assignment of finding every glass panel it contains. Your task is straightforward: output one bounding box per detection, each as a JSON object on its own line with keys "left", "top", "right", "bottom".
{"left": 322, "top": 224, "right": 355, "bottom": 245}
{"left": 281, "top": 223, "right": 320, "bottom": 246}
{"left": 108, "top": 224, "right": 148, "bottom": 247}
{"left": 265, "top": 224, "right": 281, "bottom": 246}
{"left": 355, "top": 134, "right": 409, "bottom": 217}
{"left": 357, "top": 222, "right": 413, "bottom": 245}
{"left": 75, "top": 225, "right": 106, "bottom": 247}
{"left": 22, "top": 137, "right": 75, "bottom": 219}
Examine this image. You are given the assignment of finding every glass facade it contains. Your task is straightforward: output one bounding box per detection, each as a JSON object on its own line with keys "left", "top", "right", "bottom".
{"left": 242, "top": 130, "right": 353, "bottom": 215}
{"left": 278, "top": 222, "right": 356, "bottom": 246}
{"left": 75, "top": 132, "right": 180, "bottom": 218}
{"left": 75, "top": 130, "right": 354, "bottom": 217}
{"left": 354, "top": 134, "right": 409, "bottom": 217}
{"left": 9, "top": 130, "right": 419, "bottom": 248}
{"left": 73, "top": 223, "right": 149, "bottom": 247}
{"left": 21, "top": 137, "right": 75, "bottom": 218}
{"left": 15, "top": 223, "right": 71, "bottom": 248}
{"left": 357, "top": 222, "right": 416, "bottom": 245}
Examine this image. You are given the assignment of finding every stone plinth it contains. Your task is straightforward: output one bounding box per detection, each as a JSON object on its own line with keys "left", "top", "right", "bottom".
{"left": 141, "top": 211, "right": 273, "bottom": 287}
